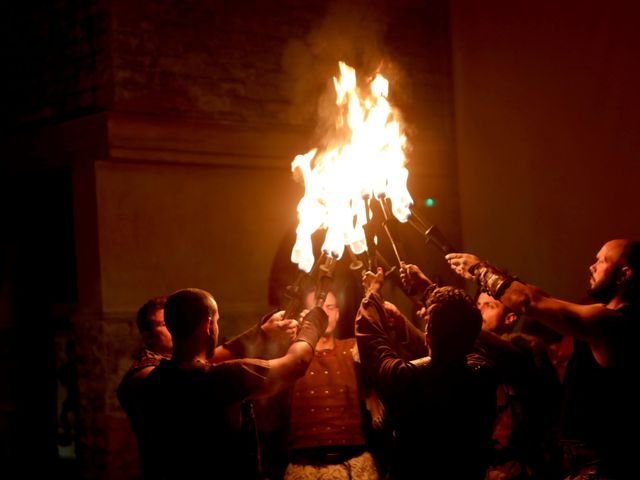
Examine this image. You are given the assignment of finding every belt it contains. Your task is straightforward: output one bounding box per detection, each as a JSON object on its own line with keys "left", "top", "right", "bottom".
{"left": 290, "top": 446, "right": 365, "bottom": 465}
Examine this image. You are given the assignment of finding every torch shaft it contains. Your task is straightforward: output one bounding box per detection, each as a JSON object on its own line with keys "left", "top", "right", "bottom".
{"left": 283, "top": 254, "right": 326, "bottom": 320}
{"left": 363, "top": 197, "right": 377, "bottom": 271}
{"left": 407, "top": 207, "right": 453, "bottom": 255}
{"left": 382, "top": 222, "right": 403, "bottom": 266}
{"left": 377, "top": 197, "right": 404, "bottom": 267}
{"left": 283, "top": 272, "right": 306, "bottom": 320}
{"left": 315, "top": 254, "right": 337, "bottom": 308}
{"left": 408, "top": 206, "right": 429, "bottom": 231}
{"left": 407, "top": 216, "right": 428, "bottom": 236}
{"left": 347, "top": 246, "right": 364, "bottom": 272}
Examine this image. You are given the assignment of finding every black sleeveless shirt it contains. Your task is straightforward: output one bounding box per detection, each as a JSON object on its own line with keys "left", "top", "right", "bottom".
{"left": 560, "top": 303, "right": 640, "bottom": 477}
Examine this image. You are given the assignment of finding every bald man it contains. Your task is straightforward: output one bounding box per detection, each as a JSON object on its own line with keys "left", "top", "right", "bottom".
{"left": 447, "top": 239, "right": 640, "bottom": 479}
{"left": 139, "top": 288, "right": 328, "bottom": 479}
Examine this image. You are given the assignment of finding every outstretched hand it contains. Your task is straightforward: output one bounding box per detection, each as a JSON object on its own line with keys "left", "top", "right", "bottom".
{"left": 399, "top": 262, "right": 431, "bottom": 295}
{"left": 362, "top": 267, "right": 385, "bottom": 296}
{"left": 261, "top": 310, "right": 299, "bottom": 343}
{"left": 383, "top": 300, "right": 407, "bottom": 333}
{"left": 445, "top": 253, "right": 481, "bottom": 280}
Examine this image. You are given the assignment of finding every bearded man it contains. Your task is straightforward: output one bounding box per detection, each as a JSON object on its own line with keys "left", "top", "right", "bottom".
{"left": 446, "top": 239, "right": 640, "bottom": 480}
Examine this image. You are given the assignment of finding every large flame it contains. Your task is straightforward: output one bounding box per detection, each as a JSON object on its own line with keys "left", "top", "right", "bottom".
{"left": 291, "top": 61, "right": 413, "bottom": 273}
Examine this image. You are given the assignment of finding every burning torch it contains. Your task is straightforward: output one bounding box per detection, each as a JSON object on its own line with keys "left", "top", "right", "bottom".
{"left": 289, "top": 61, "right": 418, "bottom": 300}
{"left": 377, "top": 196, "right": 405, "bottom": 268}
{"left": 314, "top": 253, "right": 338, "bottom": 308}
{"left": 282, "top": 265, "right": 316, "bottom": 322}
{"left": 407, "top": 207, "right": 454, "bottom": 255}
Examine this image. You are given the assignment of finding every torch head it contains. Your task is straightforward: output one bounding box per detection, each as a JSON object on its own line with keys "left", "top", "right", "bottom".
{"left": 425, "top": 225, "right": 453, "bottom": 255}
{"left": 314, "top": 254, "right": 337, "bottom": 308}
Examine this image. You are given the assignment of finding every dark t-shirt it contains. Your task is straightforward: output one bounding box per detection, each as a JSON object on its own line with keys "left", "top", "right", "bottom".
{"left": 117, "top": 349, "right": 171, "bottom": 477}
{"left": 355, "top": 292, "right": 497, "bottom": 479}
{"left": 140, "top": 358, "right": 270, "bottom": 479}
{"left": 117, "top": 349, "right": 169, "bottom": 429}
{"left": 561, "top": 303, "right": 640, "bottom": 477}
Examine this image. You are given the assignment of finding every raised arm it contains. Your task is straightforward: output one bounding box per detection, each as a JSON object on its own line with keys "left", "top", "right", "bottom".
{"left": 355, "top": 268, "right": 424, "bottom": 396}
{"left": 382, "top": 300, "right": 428, "bottom": 360}
{"left": 211, "top": 310, "right": 298, "bottom": 363}
{"left": 446, "top": 252, "right": 626, "bottom": 367}
{"left": 249, "top": 306, "right": 328, "bottom": 398}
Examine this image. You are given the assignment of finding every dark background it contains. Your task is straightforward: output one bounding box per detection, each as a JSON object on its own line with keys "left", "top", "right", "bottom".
{"left": 1, "top": 1, "right": 639, "bottom": 478}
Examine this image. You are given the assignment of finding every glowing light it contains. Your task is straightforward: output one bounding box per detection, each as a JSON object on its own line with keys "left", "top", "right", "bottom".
{"left": 291, "top": 62, "right": 413, "bottom": 272}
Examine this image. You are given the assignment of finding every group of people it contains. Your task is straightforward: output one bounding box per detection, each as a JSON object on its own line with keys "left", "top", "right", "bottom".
{"left": 117, "top": 238, "right": 640, "bottom": 480}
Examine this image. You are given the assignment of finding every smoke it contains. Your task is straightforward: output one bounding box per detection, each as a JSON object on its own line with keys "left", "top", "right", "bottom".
{"left": 282, "top": 0, "right": 402, "bottom": 144}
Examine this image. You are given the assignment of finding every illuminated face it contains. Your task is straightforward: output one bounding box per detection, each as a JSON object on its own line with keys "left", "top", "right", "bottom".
{"left": 588, "top": 241, "right": 624, "bottom": 303}
{"left": 305, "top": 291, "right": 339, "bottom": 336}
{"left": 145, "top": 309, "right": 173, "bottom": 355}
{"left": 476, "top": 292, "right": 511, "bottom": 334}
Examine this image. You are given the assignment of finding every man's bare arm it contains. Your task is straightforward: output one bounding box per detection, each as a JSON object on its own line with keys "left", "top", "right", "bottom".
{"left": 210, "top": 311, "right": 298, "bottom": 364}
{"left": 249, "top": 306, "right": 327, "bottom": 398}
{"left": 500, "top": 281, "right": 623, "bottom": 366}
{"left": 446, "top": 252, "right": 625, "bottom": 367}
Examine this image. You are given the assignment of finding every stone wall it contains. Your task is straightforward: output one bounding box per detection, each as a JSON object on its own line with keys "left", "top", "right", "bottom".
{"left": 2, "top": 0, "right": 110, "bottom": 127}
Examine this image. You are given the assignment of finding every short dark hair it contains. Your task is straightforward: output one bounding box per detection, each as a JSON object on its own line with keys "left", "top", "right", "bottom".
{"left": 136, "top": 296, "right": 167, "bottom": 333}
{"left": 474, "top": 287, "right": 519, "bottom": 321}
{"left": 425, "top": 286, "right": 482, "bottom": 358}
{"left": 164, "top": 288, "right": 216, "bottom": 341}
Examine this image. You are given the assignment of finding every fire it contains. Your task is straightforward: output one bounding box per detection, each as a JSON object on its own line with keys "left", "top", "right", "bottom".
{"left": 291, "top": 61, "right": 413, "bottom": 273}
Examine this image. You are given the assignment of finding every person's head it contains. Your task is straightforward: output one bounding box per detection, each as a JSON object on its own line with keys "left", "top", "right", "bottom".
{"left": 420, "top": 286, "right": 482, "bottom": 361}
{"left": 136, "top": 296, "right": 172, "bottom": 355}
{"left": 305, "top": 290, "right": 339, "bottom": 337}
{"left": 476, "top": 292, "right": 518, "bottom": 335}
{"left": 588, "top": 239, "right": 640, "bottom": 304}
{"left": 165, "top": 288, "right": 219, "bottom": 356}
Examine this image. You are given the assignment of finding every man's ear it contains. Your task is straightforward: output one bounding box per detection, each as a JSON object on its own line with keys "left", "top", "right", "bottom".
{"left": 617, "top": 266, "right": 631, "bottom": 285}
{"left": 505, "top": 312, "right": 517, "bottom": 326}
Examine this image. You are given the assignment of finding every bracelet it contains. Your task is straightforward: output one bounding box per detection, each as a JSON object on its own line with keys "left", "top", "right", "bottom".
{"left": 470, "top": 262, "right": 518, "bottom": 299}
